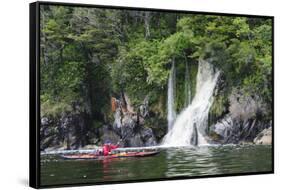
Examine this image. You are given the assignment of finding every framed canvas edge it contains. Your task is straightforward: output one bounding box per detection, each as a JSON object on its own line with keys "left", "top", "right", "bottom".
{"left": 30, "top": 2, "right": 41, "bottom": 189}
{"left": 37, "top": 0, "right": 274, "bottom": 18}
{"left": 29, "top": 1, "right": 275, "bottom": 189}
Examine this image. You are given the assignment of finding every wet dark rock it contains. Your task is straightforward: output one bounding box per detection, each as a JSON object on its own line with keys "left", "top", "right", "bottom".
{"left": 190, "top": 124, "right": 198, "bottom": 146}
{"left": 124, "top": 133, "right": 143, "bottom": 147}
{"left": 101, "top": 125, "right": 121, "bottom": 145}
{"left": 120, "top": 113, "right": 157, "bottom": 147}
{"left": 40, "top": 117, "right": 61, "bottom": 150}
{"left": 109, "top": 95, "right": 157, "bottom": 147}
{"left": 41, "top": 94, "right": 158, "bottom": 151}
{"left": 140, "top": 127, "right": 157, "bottom": 146}
{"left": 40, "top": 112, "right": 97, "bottom": 151}
{"left": 209, "top": 88, "right": 271, "bottom": 144}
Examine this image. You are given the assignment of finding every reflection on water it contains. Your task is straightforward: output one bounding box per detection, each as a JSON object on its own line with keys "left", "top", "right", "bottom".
{"left": 41, "top": 145, "right": 272, "bottom": 186}
{"left": 165, "top": 146, "right": 218, "bottom": 177}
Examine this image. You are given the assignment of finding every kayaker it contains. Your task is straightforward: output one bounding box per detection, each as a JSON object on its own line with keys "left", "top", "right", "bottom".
{"left": 102, "top": 141, "right": 120, "bottom": 156}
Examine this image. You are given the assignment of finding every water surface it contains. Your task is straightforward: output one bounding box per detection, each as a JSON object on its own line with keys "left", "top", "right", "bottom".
{"left": 41, "top": 145, "right": 272, "bottom": 186}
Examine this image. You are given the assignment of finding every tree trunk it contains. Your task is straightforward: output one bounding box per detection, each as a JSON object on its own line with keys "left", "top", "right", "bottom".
{"left": 144, "top": 12, "right": 151, "bottom": 39}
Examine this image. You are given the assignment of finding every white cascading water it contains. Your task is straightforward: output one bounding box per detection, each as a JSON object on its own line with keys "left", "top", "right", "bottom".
{"left": 167, "top": 59, "right": 176, "bottom": 132}
{"left": 185, "top": 61, "right": 192, "bottom": 106}
{"left": 113, "top": 99, "right": 122, "bottom": 129}
{"left": 163, "top": 60, "right": 220, "bottom": 146}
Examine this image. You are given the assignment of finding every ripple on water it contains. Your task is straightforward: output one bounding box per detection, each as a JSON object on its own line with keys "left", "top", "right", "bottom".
{"left": 40, "top": 145, "right": 272, "bottom": 186}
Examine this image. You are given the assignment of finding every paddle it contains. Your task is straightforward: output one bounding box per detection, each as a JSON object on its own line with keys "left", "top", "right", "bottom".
{"left": 114, "top": 128, "right": 135, "bottom": 149}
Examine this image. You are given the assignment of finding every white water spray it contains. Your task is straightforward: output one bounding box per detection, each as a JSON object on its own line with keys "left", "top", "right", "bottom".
{"left": 167, "top": 58, "right": 176, "bottom": 131}
{"left": 163, "top": 60, "right": 220, "bottom": 146}
{"left": 185, "top": 61, "right": 192, "bottom": 106}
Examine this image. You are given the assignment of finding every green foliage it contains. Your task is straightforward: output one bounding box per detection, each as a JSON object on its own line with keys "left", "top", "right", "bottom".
{"left": 40, "top": 5, "right": 272, "bottom": 128}
{"left": 178, "top": 15, "right": 272, "bottom": 106}
{"left": 210, "top": 94, "right": 229, "bottom": 120}
{"left": 40, "top": 5, "right": 119, "bottom": 123}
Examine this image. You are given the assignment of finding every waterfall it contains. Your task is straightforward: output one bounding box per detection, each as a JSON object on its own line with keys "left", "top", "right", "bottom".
{"left": 184, "top": 61, "right": 192, "bottom": 106}
{"left": 167, "top": 58, "right": 176, "bottom": 132}
{"left": 113, "top": 99, "right": 122, "bottom": 129}
{"left": 163, "top": 60, "right": 220, "bottom": 146}
{"left": 113, "top": 109, "right": 122, "bottom": 129}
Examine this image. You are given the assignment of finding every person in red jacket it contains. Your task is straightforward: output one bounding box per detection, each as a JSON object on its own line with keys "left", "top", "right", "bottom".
{"left": 102, "top": 141, "right": 119, "bottom": 156}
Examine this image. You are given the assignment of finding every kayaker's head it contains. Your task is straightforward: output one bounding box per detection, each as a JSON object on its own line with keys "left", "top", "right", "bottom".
{"left": 104, "top": 140, "right": 111, "bottom": 145}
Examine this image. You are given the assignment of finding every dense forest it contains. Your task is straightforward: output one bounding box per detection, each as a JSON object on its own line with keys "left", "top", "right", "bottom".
{"left": 40, "top": 5, "right": 272, "bottom": 150}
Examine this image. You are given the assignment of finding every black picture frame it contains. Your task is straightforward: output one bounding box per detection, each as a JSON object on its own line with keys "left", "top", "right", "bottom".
{"left": 30, "top": 1, "right": 274, "bottom": 188}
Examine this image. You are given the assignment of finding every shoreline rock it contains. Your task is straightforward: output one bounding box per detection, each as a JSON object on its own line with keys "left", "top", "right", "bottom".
{"left": 254, "top": 127, "right": 272, "bottom": 145}
{"left": 208, "top": 88, "right": 271, "bottom": 144}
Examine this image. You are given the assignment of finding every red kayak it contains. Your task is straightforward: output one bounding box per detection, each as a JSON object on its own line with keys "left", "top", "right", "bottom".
{"left": 61, "top": 151, "right": 160, "bottom": 160}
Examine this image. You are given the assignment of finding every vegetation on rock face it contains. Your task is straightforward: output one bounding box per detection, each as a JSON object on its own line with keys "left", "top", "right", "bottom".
{"left": 40, "top": 5, "right": 272, "bottom": 148}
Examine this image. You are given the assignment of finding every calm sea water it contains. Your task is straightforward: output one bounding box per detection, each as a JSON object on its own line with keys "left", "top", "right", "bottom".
{"left": 40, "top": 145, "right": 272, "bottom": 186}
